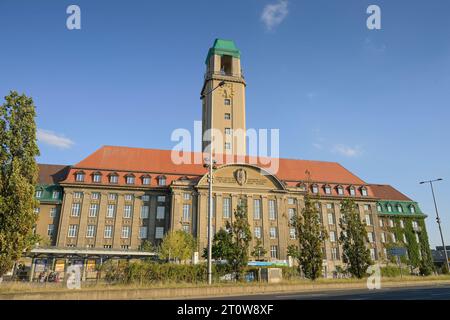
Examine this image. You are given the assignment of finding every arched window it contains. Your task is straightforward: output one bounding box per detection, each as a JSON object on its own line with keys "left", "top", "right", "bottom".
{"left": 109, "top": 173, "right": 119, "bottom": 184}
{"left": 337, "top": 185, "right": 344, "bottom": 196}
{"left": 125, "top": 174, "right": 135, "bottom": 185}
{"left": 75, "top": 171, "right": 85, "bottom": 182}
{"left": 324, "top": 185, "right": 332, "bottom": 195}
{"left": 141, "top": 175, "right": 151, "bottom": 185}
{"left": 349, "top": 186, "right": 356, "bottom": 196}
{"left": 312, "top": 184, "right": 319, "bottom": 194}
{"left": 361, "top": 187, "right": 368, "bottom": 197}
{"left": 92, "top": 172, "right": 102, "bottom": 183}
{"left": 158, "top": 175, "right": 167, "bottom": 186}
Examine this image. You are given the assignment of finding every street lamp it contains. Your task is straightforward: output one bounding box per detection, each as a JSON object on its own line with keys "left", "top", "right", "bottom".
{"left": 201, "top": 80, "right": 225, "bottom": 285}
{"left": 420, "top": 178, "right": 449, "bottom": 271}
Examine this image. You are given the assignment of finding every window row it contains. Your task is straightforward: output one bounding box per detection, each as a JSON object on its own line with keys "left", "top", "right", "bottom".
{"left": 67, "top": 225, "right": 166, "bottom": 240}
{"left": 377, "top": 203, "right": 416, "bottom": 214}
{"left": 35, "top": 190, "right": 60, "bottom": 199}
{"left": 71, "top": 203, "right": 166, "bottom": 219}
{"left": 298, "top": 184, "right": 368, "bottom": 197}
{"left": 75, "top": 171, "right": 167, "bottom": 186}
{"left": 72, "top": 192, "right": 167, "bottom": 203}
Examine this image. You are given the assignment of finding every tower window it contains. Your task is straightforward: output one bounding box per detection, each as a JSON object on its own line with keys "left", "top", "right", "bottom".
{"left": 220, "top": 55, "right": 232, "bottom": 75}
{"left": 224, "top": 113, "right": 231, "bottom": 120}
{"left": 225, "top": 128, "right": 232, "bottom": 135}
{"left": 225, "top": 142, "right": 231, "bottom": 150}
{"left": 224, "top": 99, "right": 231, "bottom": 105}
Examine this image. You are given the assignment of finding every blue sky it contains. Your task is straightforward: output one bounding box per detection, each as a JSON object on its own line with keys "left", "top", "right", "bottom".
{"left": 1, "top": 0, "right": 449, "bottom": 248}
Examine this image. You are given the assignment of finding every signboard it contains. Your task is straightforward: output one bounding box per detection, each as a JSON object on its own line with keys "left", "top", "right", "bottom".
{"left": 388, "top": 247, "right": 407, "bottom": 257}
{"left": 55, "top": 260, "right": 65, "bottom": 272}
{"left": 34, "top": 259, "right": 47, "bottom": 272}
{"left": 248, "top": 260, "right": 288, "bottom": 267}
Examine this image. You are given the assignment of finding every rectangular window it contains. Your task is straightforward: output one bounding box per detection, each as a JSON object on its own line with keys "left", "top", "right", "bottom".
{"left": 329, "top": 231, "right": 336, "bottom": 242}
{"left": 142, "top": 195, "right": 150, "bottom": 202}
{"left": 368, "top": 232, "right": 374, "bottom": 243}
{"left": 71, "top": 203, "right": 81, "bottom": 217}
{"left": 155, "top": 227, "right": 164, "bottom": 239}
{"left": 104, "top": 226, "right": 112, "bottom": 238}
{"left": 254, "top": 227, "right": 261, "bottom": 239}
{"left": 34, "top": 207, "right": 40, "bottom": 214}
{"left": 270, "top": 246, "right": 278, "bottom": 259}
{"left": 392, "top": 233, "right": 397, "bottom": 243}
{"left": 68, "top": 225, "right": 77, "bottom": 238}
{"left": 224, "top": 113, "right": 231, "bottom": 120}
{"left": 140, "top": 205, "right": 149, "bottom": 219}
{"left": 403, "top": 233, "right": 408, "bottom": 244}
{"left": 52, "top": 191, "right": 60, "bottom": 199}
{"left": 183, "top": 193, "right": 190, "bottom": 200}
{"left": 389, "top": 219, "right": 394, "bottom": 228}
{"left": 86, "top": 225, "right": 95, "bottom": 238}
{"left": 223, "top": 198, "right": 231, "bottom": 219}
{"left": 225, "top": 142, "right": 231, "bottom": 150}
{"left": 400, "top": 220, "right": 404, "bottom": 228}
{"left": 253, "top": 199, "right": 261, "bottom": 220}
{"left": 331, "top": 247, "right": 339, "bottom": 260}
{"left": 126, "top": 176, "right": 135, "bottom": 185}
{"left": 379, "top": 219, "right": 384, "bottom": 227}
{"left": 124, "top": 194, "right": 133, "bottom": 201}
{"left": 157, "top": 206, "right": 165, "bottom": 219}
{"left": 158, "top": 177, "right": 166, "bottom": 186}
{"left": 121, "top": 226, "right": 130, "bottom": 239}
{"left": 182, "top": 204, "right": 190, "bottom": 222}
{"left": 75, "top": 173, "right": 85, "bottom": 182}
{"left": 35, "top": 190, "right": 42, "bottom": 198}
{"left": 47, "top": 224, "right": 54, "bottom": 236}
{"left": 93, "top": 174, "right": 101, "bottom": 183}
{"left": 106, "top": 204, "right": 116, "bottom": 218}
{"left": 108, "top": 193, "right": 117, "bottom": 201}
{"left": 289, "top": 228, "right": 296, "bottom": 240}
{"left": 325, "top": 186, "right": 331, "bottom": 194}
{"left": 139, "top": 227, "right": 148, "bottom": 239}
{"left": 182, "top": 225, "right": 190, "bottom": 233}
{"left": 225, "top": 128, "right": 232, "bottom": 135}
{"left": 109, "top": 175, "right": 118, "bottom": 184}
{"left": 288, "top": 208, "right": 295, "bottom": 220}
{"left": 224, "top": 98, "right": 231, "bottom": 105}
{"left": 364, "top": 204, "right": 370, "bottom": 211}
{"left": 268, "top": 200, "right": 277, "bottom": 220}
{"left": 328, "top": 213, "right": 335, "bottom": 225}
{"left": 50, "top": 207, "right": 57, "bottom": 218}
{"left": 142, "top": 177, "right": 151, "bottom": 185}
{"left": 381, "top": 233, "right": 386, "bottom": 243}
{"left": 73, "top": 192, "right": 83, "bottom": 199}
{"left": 365, "top": 214, "right": 372, "bottom": 226}
{"left": 288, "top": 198, "right": 295, "bottom": 205}
{"left": 269, "top": 227, "right": 277, "bottom": 239}
{"left": 124, "top": 205, "right": 132, "bottom": 218}
{"left": 89, "top": 204, "right": 98, "bottom": 217}
{"left": 370, "top": 248, "right": 376, "bottom": 260}
{"left": 91, "top": 192, "right": 100, "bottom": 200}
{"left": 157, "top": 196, "right": 166, "bottom": 202}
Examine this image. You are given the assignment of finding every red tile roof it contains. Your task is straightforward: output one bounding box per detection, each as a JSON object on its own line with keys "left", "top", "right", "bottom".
{"left": 368, "top": 184, "right": 412, "bottom": 201}
{"left": 38, "top": 164, "right": 70, "bottom": 185}
{"left": 68, "top": 145, "right": 366, "bottom": 185}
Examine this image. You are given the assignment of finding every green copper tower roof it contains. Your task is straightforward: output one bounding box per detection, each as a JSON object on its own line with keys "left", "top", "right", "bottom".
{"left": 205, "top": 39, "right": 241, "bottom": 64}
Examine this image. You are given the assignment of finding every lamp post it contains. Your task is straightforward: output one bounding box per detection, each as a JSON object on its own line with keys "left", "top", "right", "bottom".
{"left": 420, "top": 178, "right": 449, "bottom": 271}
{"left": 201, "top": 80, "right": 225, "bottom": 285}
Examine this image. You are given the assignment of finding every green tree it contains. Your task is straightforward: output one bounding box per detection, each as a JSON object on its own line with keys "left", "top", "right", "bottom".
{"left": 0, "top": 91, "right": 40, "bottom": 277}
{"left": 159, "top": 230, "right": 196, "bottom": 263}
{"left": 202, "top": 228, "right": 233, "bottom": 261}
{"left": 290, "top": 192, "right": 327, "bottom": 280}
{"left": 251, "top": 239, "right": 267, "bottom": 261}
{"left": 339, "top": 199, "right": 372, "bottom": 278}
{"left": 228, "top": 201, "right": 252, "bottom": 280}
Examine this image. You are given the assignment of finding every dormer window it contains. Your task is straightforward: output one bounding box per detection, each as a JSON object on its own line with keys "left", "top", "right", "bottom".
{"left": 337, "top": 186, "right": 344, "bottom": 195}
{"left": 92, "top": 172, "right": 102, "bottom": 183}
{"left": 75, "top": 171, "right": 85, "bottom": 182}
{"left": 141, "top": 175, "right": 151, "bottom": 185}
{"left": 158, "top": 175, "right": 166, "bottom": 186}
{"left": 410, "top": 205, "right": 416, "bottom": 214}
{"left": 35, "top": 190, "right": 43, "bottom": 198}
{"left": 387, "top": 204, "right": 392, "bottom": 212}
{"left": 397, "top": 205, "right": 403, "bottom": 213}
{"left": 349, "top": 186, "right": 356, "bottom": 196}
{"left": 361, "top": 187, "right": 368, "bottom": 197}
{"left": 298, "top": 183, "right": 307, "bottom": 192}
{"left": 377, "top": 204, "right": 382, "bottom": 212}
{"left": 125, "top": 174, "right": 135, "bottom": 185}
{"left": 109, "top": 173, "right": 118, "bottom": 184}
{"left": 312, "top": 184, "right": 319, "bottom": 194}
{"left": 324, "top": 185, "right": 332, "bottom": 195}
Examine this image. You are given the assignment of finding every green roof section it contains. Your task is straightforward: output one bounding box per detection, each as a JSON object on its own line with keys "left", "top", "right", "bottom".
{"left": 376, "top": 200, "right": 424, "bottom": 216}
{"left": 35, "top": 184, "right": 63, "bottom": 204}
{"left": 205, "top": 38, "right": 241, "bottom": 64}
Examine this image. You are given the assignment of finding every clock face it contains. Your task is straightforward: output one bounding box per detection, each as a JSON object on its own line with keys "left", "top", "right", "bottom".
{"left": 219, "top": 83, "right": 235, "bottom": 99}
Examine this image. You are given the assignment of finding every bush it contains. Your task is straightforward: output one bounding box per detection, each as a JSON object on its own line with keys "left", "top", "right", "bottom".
{"left": 381, "top": 266, "right": 408, "bottom": 277}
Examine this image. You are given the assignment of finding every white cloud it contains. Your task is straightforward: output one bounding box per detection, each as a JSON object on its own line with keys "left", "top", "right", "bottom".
{"left": 261, "top": 0, "right": 289, "bottom": 31}
{"left": 37, "top": 129, "right": 74, "bottom": 149}
{"left": 332, "top": 144, "right": 362, "bottom": 157}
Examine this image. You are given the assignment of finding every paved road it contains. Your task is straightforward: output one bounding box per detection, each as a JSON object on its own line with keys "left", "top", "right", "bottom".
{"left": 207, "top": 284, "right": 450, "bottom": 300}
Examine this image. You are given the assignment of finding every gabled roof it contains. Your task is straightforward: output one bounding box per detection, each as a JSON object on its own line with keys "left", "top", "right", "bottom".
{"left": 38, "top": 164, "right": 70, "bottom": 185}
{"left": 69, "top": 145, "right": 366, "bottom": 185}
{"left": 369, "top": 184, "right": 412, "bottom": 201}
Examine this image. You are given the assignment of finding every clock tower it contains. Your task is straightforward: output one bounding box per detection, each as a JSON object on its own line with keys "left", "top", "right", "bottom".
{"left": 201, "top": 39, "right": 247, "bottom": 157}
